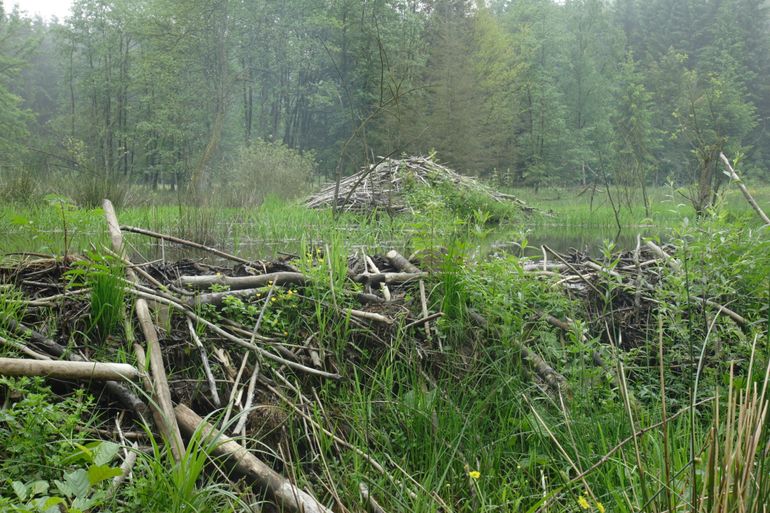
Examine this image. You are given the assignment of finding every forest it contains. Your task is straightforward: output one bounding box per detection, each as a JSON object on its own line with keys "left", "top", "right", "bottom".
{"left": 0, "top": 0, "right": 768, "bottom": 210}
{"left": 1, "top": 1, "right": 770, "bottom": 513}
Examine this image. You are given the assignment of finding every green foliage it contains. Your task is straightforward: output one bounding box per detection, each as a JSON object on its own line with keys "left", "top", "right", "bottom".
{"left": 65, "top": 253, "right": 126, "bottom": 343}
{"left": 124, "top": 423, "right": 243, "bottom": 513}
{"left": 0, "top": 6, "right": 34, "bottom": 169}
{"left": 217, "top": 140, "right": 315, "bottom": 207}
{"left": 0, "top": 378, "right": 96, "bottom": 486}
{"left": 0, "top": 168, "right": 39, "bottom": 205}
{"left": 0, "top": 284, "right": 26, "bottom": 333}
{"left": 4, "top": 440, "right": 122, "bottom": 513}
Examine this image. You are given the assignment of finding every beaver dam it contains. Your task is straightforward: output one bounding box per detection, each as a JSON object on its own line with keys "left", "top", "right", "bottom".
{"left": 1, "top": 199, "right": 768, "bottom": 512}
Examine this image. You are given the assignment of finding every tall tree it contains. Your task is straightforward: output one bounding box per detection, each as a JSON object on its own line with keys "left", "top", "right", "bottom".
{"left": 0, "top": 3, "right": 34, "bottom": 168}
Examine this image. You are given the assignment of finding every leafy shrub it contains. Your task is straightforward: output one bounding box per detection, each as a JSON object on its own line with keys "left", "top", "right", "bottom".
{"left": 216, "top": 140, "right": 315, "bottom": 207}
{"left": 0, "top": 378, "right": 95, "bottom": 485}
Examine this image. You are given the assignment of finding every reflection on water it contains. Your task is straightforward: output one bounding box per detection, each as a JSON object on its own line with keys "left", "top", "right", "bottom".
{"left": 126, "top": 224, "right": 661, "bottom": 264}
{"left": 484, "top": 225, "right": 660, "bottom": 258}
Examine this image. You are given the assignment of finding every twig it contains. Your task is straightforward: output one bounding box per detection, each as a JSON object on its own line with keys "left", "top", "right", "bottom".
{"left": 120, "top": 225, "right": 255, "bottom": 265}
{"left": 186, "top": 319, "right": 221, "bottom": 407}
{"left": 359, "top": 482, "right": 388, "bottom": 513}
{"left": 418, "top": 280, "right": 432, "bottom": 342}
{"left": 126, "top": 287, "right": 342, "bottom": 379}
{"left": 103, "top": 199, "right": 185, "bottom": 462}
{"left": 403, "top": 312, "right": 443, "bottom": 330}
{"left": 222, "top": 353, "right": 249, "bottom": 429}
{"left": 720, "top": 153, "right": 770, "bottom": 225}
{"left": 0, "top": 335, "right": 52, "bottom": 360}
{"left": 365, "top": 252, "right": 390, "bottom": 301}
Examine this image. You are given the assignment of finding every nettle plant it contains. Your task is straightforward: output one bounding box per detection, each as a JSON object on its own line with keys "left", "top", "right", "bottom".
{"left": 7, "top": 441, "right": 123, "bottom": 513}
{"left": 0, "top": 378, "right": 121, "bottom": 513}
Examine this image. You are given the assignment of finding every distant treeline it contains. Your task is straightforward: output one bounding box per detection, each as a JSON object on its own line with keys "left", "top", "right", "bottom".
{"left": 1, "top": 0, "right": 768, "bottom": 198}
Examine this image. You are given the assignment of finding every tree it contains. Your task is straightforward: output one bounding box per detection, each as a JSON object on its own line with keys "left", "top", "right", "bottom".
{"left": 0, "top": 3, "right": 34, "bottom": 168}
{"left": 675, "top": 66, "right": 756, "bottom": 214}
{"left": 612, "top": 54, "right": 659, "bottom": 216}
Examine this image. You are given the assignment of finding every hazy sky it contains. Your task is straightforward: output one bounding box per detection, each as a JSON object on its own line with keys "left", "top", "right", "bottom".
{"left": 9, "top": 0, "right": 73, "bottom": 20}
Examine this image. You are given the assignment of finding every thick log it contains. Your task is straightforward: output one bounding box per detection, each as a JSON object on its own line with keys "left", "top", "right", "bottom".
{"left": 0, "top": 357, "right": 140, "bottom": 381}
{"left": 179, "top": 272, "right": 308, "bottom": 291}
{"left": 174, "top": 404, "right": 334, "bottom": 513}
{"left": 2, "top": 316, "right": 149, "bottom": 417}
{"left": 385, "top": 250, "right": 421, "bottom": 273}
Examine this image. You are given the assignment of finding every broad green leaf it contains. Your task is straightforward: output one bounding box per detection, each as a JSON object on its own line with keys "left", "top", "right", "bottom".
{"left": 56, "top": 469, "right": 89, "bottom": 498}
{"left": 30, "top": 480, "right": 50, "bottom": 497}
{"left": 40, "top": 496, "right": 66, "bottom": 512}
{"left": 87, "top": 464, "right": 123, "bottom": 485}
{"left": 92, "top": 441, "right": 120, "bottom": 466}
{"left": 12, "top": 481, "right": 27, "bottom": 501}
{"left": 72, "top": 494, "right": 99, "bottom": 511}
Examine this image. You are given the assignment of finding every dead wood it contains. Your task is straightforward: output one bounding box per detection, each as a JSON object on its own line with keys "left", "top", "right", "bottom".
{"left": 0, "top": 357, "right": 141, "bottom": 381}
{"left": 127, "top": 287, "right": 342, "bottom": 379}
{"left": 306, "top": 155, "right": 535, "bottom": 215}
{"left": 1, "top": 316, "right": 150, "bottom": 418}
{"left": 385, "top": 250, "right": 421, "bottom": 274}
{"left": 354, "top": 272, "right": 427, "bottom": 286}
{"left": 178, "top": 271, "right": 308, "bottom": 291}
{"left": 103, "top": 199, "right": 185, "bottom": 462}
{"left": 174, "top": 404, "right": 335, "bottom": 513}
{"left": 720, "top": 152, "right": 770, "bottom": 225}
{"left": 120, "top": 225, "right": 255, "bottom": 265}
{"left": 360, "top": 482, "right": 389, "bottom": 513}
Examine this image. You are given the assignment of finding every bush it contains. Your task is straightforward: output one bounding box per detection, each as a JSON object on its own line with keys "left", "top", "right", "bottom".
{"left": 216, "top": 140, "right": 314, "bottom": 207}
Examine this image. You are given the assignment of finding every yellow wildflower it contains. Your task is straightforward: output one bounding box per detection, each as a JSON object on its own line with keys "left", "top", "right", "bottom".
{"left": 596, "top": 502, "right": 605, "bottom": 513}
{"left": 577, "top": 496, "right": 590, "bottom": 510}
{"left": 467, "top": 470, "right": 480, "bottom": 480}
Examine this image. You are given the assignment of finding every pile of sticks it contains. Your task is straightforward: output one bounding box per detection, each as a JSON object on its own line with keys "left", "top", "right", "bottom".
{"left": 306, "top": 155, "right": 534, "bottom": 214}
{"left": 0, "top": 201, "right": 464, "bottom": 512}
{"left": 520, "top": 239, "right": 748, "bottom": 348}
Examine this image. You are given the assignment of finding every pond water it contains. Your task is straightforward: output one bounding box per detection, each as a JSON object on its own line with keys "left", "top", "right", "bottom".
{"left": 486, "top": 224, "right": 660, "bottom": 258}
{"left": 120, "top": 223, "right": 660, "bottom": 265}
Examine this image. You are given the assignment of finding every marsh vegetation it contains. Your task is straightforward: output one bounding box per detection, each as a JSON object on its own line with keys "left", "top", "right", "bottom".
{"left": 2, "top": 0, "right": 770, "bottom": 512}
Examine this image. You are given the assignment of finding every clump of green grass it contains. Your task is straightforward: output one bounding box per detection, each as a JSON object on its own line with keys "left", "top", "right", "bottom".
{"left": 65, "top": 254, "right": 126, "bottom": 343}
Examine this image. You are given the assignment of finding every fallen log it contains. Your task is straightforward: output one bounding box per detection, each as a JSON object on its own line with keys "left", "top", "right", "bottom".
{"left": 104, "top": 199, "right": 185, "bottom": 462}
{"left": 174, "top": 404, "right": 334, "bottom": 513}
{"left": 179, "top": 272, "right": 308, "bottom": 291}
{"left": 385, "top": 250, "right": 421, "bottom": 274}
{"left": 0, "top": 357, "right": 141, "bottom": 381}
{"left": 2, "top": 316, "right": 149, "bottom": 418}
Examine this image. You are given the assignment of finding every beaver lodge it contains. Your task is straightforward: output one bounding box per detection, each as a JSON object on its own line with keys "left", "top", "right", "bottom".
{"left": 305, "top": 155, "right": 535, "bottom": 215}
